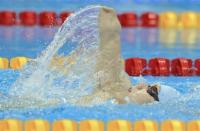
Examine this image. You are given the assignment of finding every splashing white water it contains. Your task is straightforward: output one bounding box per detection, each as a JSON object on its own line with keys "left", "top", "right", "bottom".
{"left": 0, "top": 6, "right": 131, "bottom": 108}
{"left": 8, "top": 6, "right": 100, "bottom": 107}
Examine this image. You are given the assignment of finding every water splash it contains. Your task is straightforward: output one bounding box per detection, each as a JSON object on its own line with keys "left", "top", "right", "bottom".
{"left": 0, "top": 6, "right": 131, "bottom": 108}
{"left": 0, "top": 6, "right": 100, "bottom": 108}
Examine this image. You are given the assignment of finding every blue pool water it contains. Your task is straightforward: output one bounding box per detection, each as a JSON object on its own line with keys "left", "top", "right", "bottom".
{"left": 1, "top": 0, "right": 200, "bottom": 12}
{"left": 0, "top": 1, "right": 200, "bottom": 122}
{"left": 0, "top": 26, "right": 200, "bottom": 121}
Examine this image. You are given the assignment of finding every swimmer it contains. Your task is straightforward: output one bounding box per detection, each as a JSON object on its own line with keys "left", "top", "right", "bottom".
{"left": 48, "top": 7, "right": 161, "bottom": 105}
{"left": 93, "top": 7, "right": 161, "bottom": 104}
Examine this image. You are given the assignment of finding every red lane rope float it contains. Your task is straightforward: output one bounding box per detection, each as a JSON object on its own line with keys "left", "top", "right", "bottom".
{"left": 19, "top": 11, "right": 37, "bottom": 26}
{"left": 140, "top": 12, "right": 159, "bottom": 27}
{"left": 195, "top": 59, "right": 200, "bottom": 76}
{"left": 125, "top": 58, "right": 200, "bottom": 76}
{"left": 118, "top": 12, "right": 138, "bottom": 27}
{"left": 60, "top": 11, "right": 71, "bottom": 24}
{"left": 39, "top": 11, "right": 57, "bottom": 26}
{"left": 148, "top": 58, "right": 170, "bottom": 76}
{"left": 171, "top": 58, "right": 193, "bottom": 76}
{"left": 0, "top": 11, "right": 16, "bottom": 26}
{"left": 125, "top": 58, "right": 147, "bottom": 76}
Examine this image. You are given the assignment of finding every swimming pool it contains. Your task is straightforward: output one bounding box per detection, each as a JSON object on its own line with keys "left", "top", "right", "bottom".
{"left": 0, "top": 24, "right": 200, "bottom": 122}
{"left": 0, "top": 3, "right": 200, "bottom": 125}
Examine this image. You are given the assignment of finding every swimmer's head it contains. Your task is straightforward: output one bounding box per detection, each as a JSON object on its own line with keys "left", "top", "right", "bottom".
{"left": 147, "top": 84, "right": 160, "bottom": 101}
